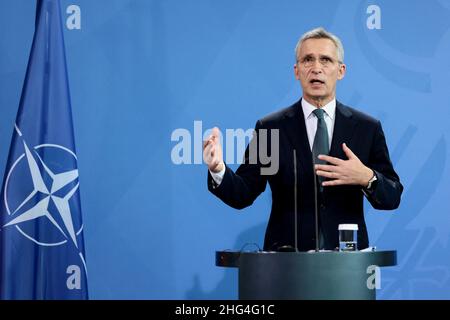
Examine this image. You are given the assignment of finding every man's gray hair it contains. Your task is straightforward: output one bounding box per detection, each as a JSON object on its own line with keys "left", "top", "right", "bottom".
{"left": 295, "top": 27, "right": 344, "bottom": 63}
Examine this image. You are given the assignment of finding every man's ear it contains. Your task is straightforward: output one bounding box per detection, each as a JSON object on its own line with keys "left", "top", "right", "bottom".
{"left": 337, "top": 63, "right": 346, "bottom": 80}
{"left": 294, "top": 63, "right": 300, "bottom": 80}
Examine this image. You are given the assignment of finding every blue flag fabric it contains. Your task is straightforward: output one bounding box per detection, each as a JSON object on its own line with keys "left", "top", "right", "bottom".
{"left": 0, "top": 0, "right": 88, "bottom": 299}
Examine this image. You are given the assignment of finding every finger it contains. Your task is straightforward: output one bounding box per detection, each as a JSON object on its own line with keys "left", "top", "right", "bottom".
{"left": 203, "top": 145, "right": 212, "bottom": 159}
{"left": 203, "top": 139, "right": 213, "bottom": 150}
{"left": 317, "top": 154, "right": 343, "bottom": 165}
{"left": 212, "top": 127, "right": 221, "bottom": 139}
{"left": 315, "top": 164, "right": 338, "bottom": 172}
{"left": 203, "top": 142, "right": 213, "bottom": 154}
{"left": 322, "top": 179, "right": 345, "bottom": 187}
{"left": 203, "top": 152, "right": 213, "bottom": 165}
{"left": 213, "top": 159, "right": 221, "bottom": 168}
{"left": 342, "top": 143, "right": 356, "bottom": 159}
{"left": 316, "top": 170, "right": 338, "bottom": 179}
{"left": 204, "top": 148, "right": 215, "bottom": 164}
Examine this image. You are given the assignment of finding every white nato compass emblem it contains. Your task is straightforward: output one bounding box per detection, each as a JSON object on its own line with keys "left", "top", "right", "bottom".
{"left": 2, "top": 125, "right": 84, "bottom": 249}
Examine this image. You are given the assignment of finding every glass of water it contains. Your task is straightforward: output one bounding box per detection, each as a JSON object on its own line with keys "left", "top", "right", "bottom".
{"left": 338, "top": 224, "right": 358, "bottom": 252}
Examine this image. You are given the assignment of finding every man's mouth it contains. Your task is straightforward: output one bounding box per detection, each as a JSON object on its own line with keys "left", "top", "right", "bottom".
{"left": 310, "top": 79, "right": 325, "bottom": 85}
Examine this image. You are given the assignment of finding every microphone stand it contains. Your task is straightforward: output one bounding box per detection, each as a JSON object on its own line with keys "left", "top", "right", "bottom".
{"left": 312, "top": 153, "right": 320, "bottom": 252}
{"left": 293, "top": 150, "right": 298, "bottom": 252}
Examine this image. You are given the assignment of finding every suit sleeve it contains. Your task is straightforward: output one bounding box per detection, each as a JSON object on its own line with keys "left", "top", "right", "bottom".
{"left": 207, "top": 120, "right": 269, "bottom": 210}
{"left": 365, "top": 120, "right": 403, "bottom": 210}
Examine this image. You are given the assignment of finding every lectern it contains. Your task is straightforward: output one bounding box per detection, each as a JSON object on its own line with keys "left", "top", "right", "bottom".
{"left": 216, "top": 250, "right": 396, "bottom": 300}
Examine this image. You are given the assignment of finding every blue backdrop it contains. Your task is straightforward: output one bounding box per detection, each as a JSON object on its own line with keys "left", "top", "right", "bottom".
{"left": 1, "top": 0, "right": 450, "bottom": 299}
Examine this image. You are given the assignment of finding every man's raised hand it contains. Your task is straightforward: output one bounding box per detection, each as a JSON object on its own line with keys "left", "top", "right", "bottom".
{"left": 203, "top": 127, "right": 224, "bottom": 173}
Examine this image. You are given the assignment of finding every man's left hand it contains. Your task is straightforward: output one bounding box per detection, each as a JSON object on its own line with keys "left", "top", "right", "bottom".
{"left": 315, "top": 143, "right": 373, "bottom": 187}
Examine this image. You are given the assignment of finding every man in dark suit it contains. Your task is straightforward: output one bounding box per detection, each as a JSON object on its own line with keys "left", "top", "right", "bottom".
{"left": 203, "top": 27, "right": 403, "bottom": 251}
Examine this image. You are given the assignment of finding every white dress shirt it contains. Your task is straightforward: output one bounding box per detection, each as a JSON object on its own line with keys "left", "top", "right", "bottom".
{"left": 302, "top": 98, "right": 336, "bottom": 151}
{"left": 210, "top": 98, "right": 337, "bottom": 185}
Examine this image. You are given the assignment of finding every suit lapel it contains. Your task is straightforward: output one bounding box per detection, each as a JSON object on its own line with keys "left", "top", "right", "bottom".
{"left": 283, "top": 99, "right": 313, "bottom": 175}
{"left": 329, "top": 101, "right": 357, "bottom": 159}
{"left": 283, "top": 100, "right": 358, "bottom": 179}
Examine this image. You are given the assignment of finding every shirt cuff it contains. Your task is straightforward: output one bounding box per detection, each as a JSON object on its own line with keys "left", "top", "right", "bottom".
{"left": 210, "top": 165, "right": 226, "bottom": 187}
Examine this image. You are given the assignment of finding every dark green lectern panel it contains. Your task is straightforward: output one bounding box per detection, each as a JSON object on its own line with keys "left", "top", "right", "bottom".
{"left": 216, "top": 251, "right": 396, "bottom": 300}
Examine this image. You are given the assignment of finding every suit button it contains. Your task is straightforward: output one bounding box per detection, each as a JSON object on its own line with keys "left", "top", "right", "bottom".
{"left": 320, "top": 204, "right": 326, "bottom": 210}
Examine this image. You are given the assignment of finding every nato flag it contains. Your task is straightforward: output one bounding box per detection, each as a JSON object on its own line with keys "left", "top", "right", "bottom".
{"left": 0, "top": 0, "right": 88, "bottom": 299}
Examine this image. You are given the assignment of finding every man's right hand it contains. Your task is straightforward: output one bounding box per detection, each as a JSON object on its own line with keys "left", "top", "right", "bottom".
{"left": 203, "top": 127, "right": 224, "bottom": 173}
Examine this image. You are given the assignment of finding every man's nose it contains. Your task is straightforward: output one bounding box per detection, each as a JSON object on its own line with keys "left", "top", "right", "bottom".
{"left": 311, "top": 59, "right": 323, "bottom": 71}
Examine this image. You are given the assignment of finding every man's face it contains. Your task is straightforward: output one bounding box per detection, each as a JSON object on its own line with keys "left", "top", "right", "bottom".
{"left": 294, "top": 38, "right": 346, "bottom": 106}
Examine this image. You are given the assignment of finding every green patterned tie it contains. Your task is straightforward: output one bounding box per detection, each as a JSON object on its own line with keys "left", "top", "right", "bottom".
{"left": 312, "top": 109, "right": 329, "bottom": 190}
{"left": 312, "top": 109, "right": 329, "bottom": 162}
{"left": 312, "top": 108, "right": 329, "bottom": 249}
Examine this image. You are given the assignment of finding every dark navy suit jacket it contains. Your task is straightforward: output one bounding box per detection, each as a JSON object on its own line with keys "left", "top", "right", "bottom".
{"left": 208, "top": 99, "right": 403, "bottom": 251}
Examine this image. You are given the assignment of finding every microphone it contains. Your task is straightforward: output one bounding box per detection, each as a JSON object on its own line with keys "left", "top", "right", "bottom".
{"left": 276, "top": 149, "right": 299, "bottom": 252}
{"left": 312, "top": 153, "right": 320, "bottom": 252}
{"left": 294, "top": 149, "right": 298, "bottom": 252}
